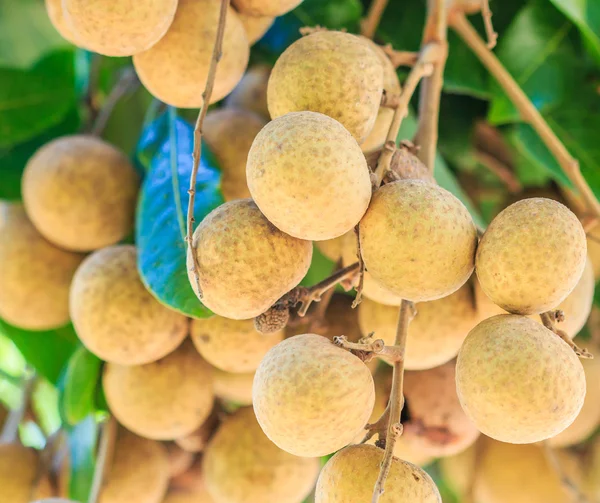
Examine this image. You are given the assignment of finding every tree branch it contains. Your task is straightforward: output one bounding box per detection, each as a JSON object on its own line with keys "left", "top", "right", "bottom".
{"left": 360, "top": 0, "right": 389, "bottom": 39}
{"left": 481, "top": 0, "right": 498, "bottom": 49}
{"left": 475, "top": 149, "right": 521, "bottom": 193}
{"left": 0, "top": 374, "right": 34, "bottom": 444}
{"left": 87, "top": 416, "right": 117, "bottom": 503}
{"left": 540, "top": 311, "right": 592, "bottom": 359}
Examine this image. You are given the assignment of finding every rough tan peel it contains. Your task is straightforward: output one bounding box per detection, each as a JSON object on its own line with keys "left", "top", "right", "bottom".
{"left": 0, "top": 444, "right": 54, "bottom": 503}
{"left": 233, "top": 0, "right": 303, "bottom": 17}
{"left": 238, "top": 13, "right": 274, "bottom": 44}
{"left": 45, "top": 0, "right": 80, "bottom": 45}
{"left": 225, "top": 64, "right": 271, "bottom": 119}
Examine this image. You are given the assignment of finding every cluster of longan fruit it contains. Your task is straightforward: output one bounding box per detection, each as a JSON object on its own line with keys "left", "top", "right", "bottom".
{"left": 0, "top": 1, "right": 599, "bottom": 503}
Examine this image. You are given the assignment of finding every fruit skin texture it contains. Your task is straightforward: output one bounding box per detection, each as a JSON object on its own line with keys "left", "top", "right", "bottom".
{"left": 360, "top": 180, "right": 478, "bottom": 302}
{"left": 456, "top": 314, "right": 585, "bottom": 444}
{"left": 315, "top": 444, "right": 441, "bottom": 503}
{"left": 103, "top": 341, "right": 214, "bottom": 440}
{"left": 204, "top": 109, "right": 267, "bottom": 202}
{"left": 133, "top": 0, "right": 249, "bottom": 108}
{"left": 191, "top": 315, "right": 283, "bottom": 373}
{"left": 45, "top": 0, "right": 80, "bottom": 45}
{"left": 22, "top": 135, "right": 139, "bottom": 252}
{"left": 268, "top": 31, "right": 383, "bottom": 142}
{"left": 247, "top": 111, "right": 372, "bottom": 240}
{"left": 204, "top": 407, "right": 319, "bottom": 503}
{"left": 70, "top": 245, "right": 188, "bottom": 365}
{"left": 238, "top": 13, "right": 274, "bottom": 44}
{"left": 213, "top": 368, "right": 255, "bottom": 405}
{"left": 0, "top": 203, "right": 84, "bottom": 330}
{"left": 0, "top": 444, "right": 54, "bottom": 503}
{"left": 187, "top": 199, "right": 312, "bottom": 319}
{"left": 64, "top": 0, "right": 178, "bottom": 56}
{"left": 233, "top": 0, "right": 303, "bottom": 16}
{"left": 253, "top": 334, "right": 375, "bottom": 457}
{"left": 225, "top": 64, "right": 271, "bottom": 119}
{"left": 476, "top": 198, "right": 587, "bottom": 315}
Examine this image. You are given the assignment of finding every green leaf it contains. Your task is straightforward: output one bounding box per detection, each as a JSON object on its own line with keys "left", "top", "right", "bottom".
{"left": 136, "top": 109, "right": 224, "bottom": 319}
{"left": 66, "top": 415, "right": 98, "bottom": 502}
{"left": 0, "top": 50, "right": 76, "bottom": 148}
{"left": 60, "top": 346, "right": 102, "bottom": 426}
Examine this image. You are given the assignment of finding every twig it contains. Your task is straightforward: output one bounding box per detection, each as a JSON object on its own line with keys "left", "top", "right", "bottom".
{"left": 475, "top": 149, "right": 521, "bottom": 192}
{"left": 450, "top": 13, "right": 600, "bottom": 221}
{"left": 360, "top": 0, "right": 389, "bottom": 39}
{"left": 87, "top": 416, "right": 117, "bottom": 503}
{"left": 382, "top": 47, "right": 419, "bottom": 68}
{"left": 352, "top": 226, "right": 367, "bottom": 307}
{"left": 540, "top": 312, "right": 593, "bottom": 359}
{"left": 186, "top": 0, "right": 231, "bottom": 300}
{"left": 543, "top": 441, "right": 589, "bottom": 503}
{"left": 0, "top": 374, "right": 34, "bottom": 444}
{"left": 334, "top": 335, "right": 404, "bottom": 363}
{"left": 481, "top": 0, "right": 498, "bottom": 49}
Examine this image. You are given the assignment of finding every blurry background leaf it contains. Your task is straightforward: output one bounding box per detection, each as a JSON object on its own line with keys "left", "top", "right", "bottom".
{"left": 66, "top": 415, "right": 98, "bottom": 502}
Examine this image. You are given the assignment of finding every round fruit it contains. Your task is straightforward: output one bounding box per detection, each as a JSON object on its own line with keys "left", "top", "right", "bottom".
{"left": 22, "top": 135, "right": 139, "bottom": 252}
{"left": 103, "top": 340, "right": 214, "bottom": 440}
{"left": 204, "top": 109, "right": 267, "bottom": 201}
{"left": 587, "top": 229, "right": 600, "bottom": 278}
{"left": 45, "top": 0, "right": 79, "bottom": 45}
{"left": 253, "top": 334, "right": 375, "bottom": 457}
{"left": 315, "top": 444, "right": 441, "bottom": 503}
{"left": 165, "top": 443, "right": 194, "bottom": 478}
{"left": 456, "top": 314, "right": 585, "bottom": 444}
{"left": 204, "top": 407, "right": 319, "bottom": 503}
{"left": 0, "top": 444, "right": 53, "bottom": 503}
{"left": 315, "top": 235, "right": 345, "bottom": 261}
{"left": 360, "top": 180, "right": 477, "bottom": 302}
{"left": 133, "top": 0, "right": 249, "bottom": 108}
{"left": 0, "top": 203, "right": 84, "bottom": 330}
{"left": 476, "top": 198, "right": 587, "bottom": 314}
{"left": 174, "top": 412, "right": 220, "bottom": 453}
{"left": 213, "top": 368, "right": 255, "bottom": 405}
{"left": 162, "top": 489, "right": 215, "bottom": 503}
{"left": 238, "top": 13, "right": 274, "bottom": 44}
{"left": 438, "top": 443, "right": 477, "bottom": 500}
{"left": 225, "top": 64, "right": 271, "bottom": 119}
{"left": 70, "top": 245, "right": 188, "bottom": 365}
{"left": 233, "top": 0, "right": 303, "bottom": 16}
{"left": 170, "top": 457, "right": 207, "bottom": 493}
{"left": 247, "top": 111, "right": 371, "bottom": 240}
{"left": 191, "top": 315, "right": 283, "bottom": 373}
{"left": 268, "top": 31, "right": 383, "bottom": 142}
{"left": 187, "top": 199, "right": 312, "bottom": 319}
{"left": 63, "top": 0, "right": 178, "bottom": 56}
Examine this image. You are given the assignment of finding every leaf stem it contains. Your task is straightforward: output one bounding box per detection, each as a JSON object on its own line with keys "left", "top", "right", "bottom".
{"left": 360, "top": 0, "right": 389, "bottom": 39}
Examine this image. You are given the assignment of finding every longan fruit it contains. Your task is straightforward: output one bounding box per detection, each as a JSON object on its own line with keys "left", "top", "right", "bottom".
{"left": 70, "top": 245, "right": 188, "bottom": 365}
{"left": 315, "top": 235, "right": 345, "bottom": 262}
{"left": 103, "top": 341, "right": 214, "bottom": 440}
{"left": 225, "top": 64, "right": 271, "bottom": 119}
{"left": 133, "top": 0, "right": 249, "bottom": 108}
{"left": 587, "top": 229, "right": 600, "bottom": 278}
{"left": 360, "top": 180, "right": 478, "bottom": 302}
{"left": 456, "top": 315, "right": 585, "bottom": 444}
{"left": 213, "top": 368, "right": 255, "bottom": 405}
{"left": 63, "top": 0, "right": 178, "bottom": 56}
{"left": 233, "top": 0, "right": 303, "bottom": 17}
{"left": 204, "top": 109, "right": 267, "bottom": 202}
{"left": 438, "top": 442, "right": 477, "bottom": 499}
{"left": 45, "top": 0, "right": 80, "bottom": 45}
{"left": 268, "top": 31, "right": 383, "bottom": 142}
{"left": 0, "top": 203, "right": 84, "bottom": 330}
{"left": 315, "top": 444, "right": 441, "bottom": 503}
{"left": 0, "top": 444, "right": 53, "bottom": 503}
{"left": 191, "top": 315, "right": 283, "bottom": 373}
{"left": 204, "top": 407, "right": 319, "bottom": 503}
{"left": 476, "top": 198, "right": 587, "bottom": 315}
{"left": 162, "top": 489, "right": 215, "bottom": 503}
{"left": 174, "top": 410, "right": 220, "bottom": 453}
{"left": 187, "top": 199, "right": 312, "bottom": 320}
{"left": 247, "top": 111, "right": 372, "bottom": 240}
{"left": 165, "top": 443, "right": 195, "bottom": 478}
{"left": 238, "top": 13, "right": 274, "bottom": 44}
{"left": 22, "top": 135, "right": 139, "bottom": 252}
{"left": 253, "top": 334, "right": 375, "bottom": 457}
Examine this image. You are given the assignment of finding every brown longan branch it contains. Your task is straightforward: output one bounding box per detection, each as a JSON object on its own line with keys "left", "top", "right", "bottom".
{"left": 382, "top": 47, "right": 419, "bottom": 69}
{"left": 87, "top": 416, "right": 117, "bottom": 503}
{"left": 360, "top": 0, "right": 389, "bottom": 39}
{"left": 450, "top": 13, "right": 600, "bottom": 221}
{"left": 480, "top": 0, "right": 498, "bottom": 49}
{"left": 186, "top": 0, "right": 231, "bottom": 300}
{"left": 540, "top": 312, "right": 593, "bottom": 359}
{"left": 475, "top": 149, "right": 522, "bottom": 193}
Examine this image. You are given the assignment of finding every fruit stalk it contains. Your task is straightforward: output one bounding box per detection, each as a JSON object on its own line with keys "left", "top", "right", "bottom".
{"left": 0, "top": 374, "right": 34, "bottom": 444}
{"left": 186, "top": 0, "right": 231, "bottom": 300}
{"left": 360, "top": 0, "right": 389, "bottom": 39}
{"left": 481, "top": 0, "right": 498, "bottom": 48}
{"left": 539, "top": 311, "right": 592, "bottom": 359}
{"left": 87, "top": 416, "right": 117, "bottom": 503}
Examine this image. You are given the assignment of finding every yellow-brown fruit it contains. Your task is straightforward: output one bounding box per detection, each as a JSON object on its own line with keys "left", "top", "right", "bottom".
{"left": 70, "top": 245, "right": 188, "bottom": 365}
{"left": 253, "top": 334, "right": 375, "bottom": 457}
{"left": 225, "top": 64, "right": 271, "bottom": 119}
{"left": 0, "top": 203, "right": 84, "bottom": 330}
{"left": 213, "top": 368, "right": 255, "bottom": 405}
{"left": 476, "top": 198, "right": 587, "bottom": 314}
{"left": 162, "top": 488, "right": 215, "bottom": 503}
{"left": 315, "top": 235, "right": 345, "bottom": 262}
{"left": 174, "top": 411, "right": 220, "bottom": 453}
{"left": 204, "top": 109, "right": 267, "bottom": 202}
{"left": 247, "top": 111, "right": 371, "bottom": 240}
{"left": 22, "top": 135, "right": 139, "bottom": 252}
{"left": 268, "top": 31, "right": 383, "bottom": 142}
{"left": 0, "top": 444, "right": 53, "bottom": 503}
{"left": 438, "top": 443, "right": 477, "bottom": 499}
{"left": 360, "top": 180, "right": 478, "bottom": 302}
{"left": 64, "top": 0, "right": 177, "bottom": 56}
{"left": 204, "top": 407, "right": 319, "bottom": 503}
{"left": 456, "top": 315, "right": 585, "bottom": 444}
{"left": 238, "top": 13, "right": 274, "bottom": 44}
{"left": 133, "top": 0, "right": 249, "bottom": 108}
{"left": 103, "top": 341, "right": 214, "bottom": 440}
{"left": 191, "top": 315, "right": 283, "bottom": 373}
{"left": 169, "top": 457, "right": 207, "bottom": 493}
{"left": 187, "top": 199, "right": 312, "bottom": 320}
{"left": 233, "top": 0, "right": 302, "bottom": 16}
{"left": 315, "top": 444, "right": 441, "bottom": 503}
{"left": 358, "top": 284, "right": 478, "bottom": 370}
{"left": 45, "top": 0, "right": 80, "bottom": 45}
{"left": 165, "top": 443, "right": 194, "bottom": 478}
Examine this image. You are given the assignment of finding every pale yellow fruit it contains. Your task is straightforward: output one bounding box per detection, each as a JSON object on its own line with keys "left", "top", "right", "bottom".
{"left": 165, "top": 443, "right": 194, "bottom": 478}
{"left": 70, "top": 245, "right": 188, "bottom": 365}
{"left": 22, "top": 135, "right": 139, "bottom": 252}
{"left": 45, "top": 0, "right": 80, "bottom": 45}
{"left": 360, "top": 180, "right": 478, "bottom": 302}
{"left": 456, "top": 314, "right": 585, "bottom": 444}
{"left": 315, "top": 444, "right": 441, "bottom": 503}
{"left": 476, "top": 198, "right": 587, "bottom": 314}
{"left": 162, "top": 489, "right": 215, "bottom": 503}
{"left": 174, "top": 411, "right": 220, "bottom": 453}
{"left": 204, "top": 407, "right": 319, "bottom": 503}
{"left": 268, "top": 31, "right": 383, "bottom": 142}
{"left": 213, "top": 368, "right": 255, "bottom": 405}
{"left": 247, "top": 112, "right": 371, "bottom": 240}
{"left": 0, "top": 203, "right": 84, "bottom": 330}
{"left": 103, "top": 341, "right": 214, "bottom": 440}
{"left": 438, "top": 442, "right": 477, "bottom": 499}
{"left": 170, "top": 457, "right": 207, "bottom": 493}
{"left": 191, "top": 315, "right": 283, "bottom": 373}
{"left": 204, "top": 109, "right": 267, "bottom": 202}
{"left": 315, "top": 235, "right": 345, "bottom": 262}
{"left": 0, "top": 444, "right": 54, "bottom": 503}
{"left": 238, "top": 13, "right": 274, "bottom": 44}
{"left": 133, "top": 0, "right": 249, "bottom": 108}
{"left": 233, "top": 0, "right": 302, "bottom": 16}
{"left": 253, "top": 334, "right": 375, "bottom": 457}
{"left": 225, "top": 64, "right": 271, "bottom": 119}
{"left": 187, "top": 199, "right": 312, "bottom": 319}
{"left": 358, "top": 284, "right": 478, "bottom": 370}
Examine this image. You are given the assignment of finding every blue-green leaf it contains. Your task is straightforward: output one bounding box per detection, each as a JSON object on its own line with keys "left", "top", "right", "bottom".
{"left": 66, "top": 415, "right": 98, "bottom": 502}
